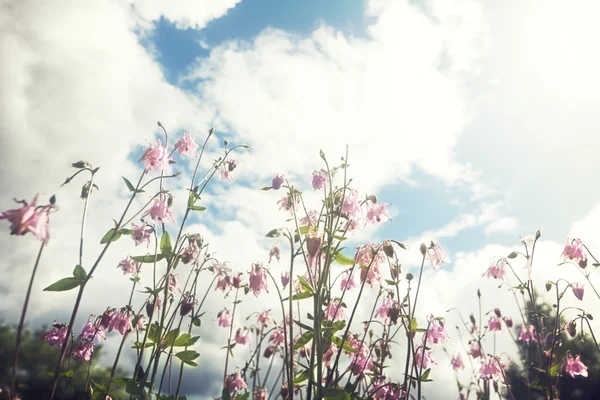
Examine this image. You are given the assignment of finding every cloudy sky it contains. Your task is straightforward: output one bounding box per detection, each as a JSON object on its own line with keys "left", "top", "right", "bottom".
{"left": 1, "top": 0, "right": 599, "bottom": 399}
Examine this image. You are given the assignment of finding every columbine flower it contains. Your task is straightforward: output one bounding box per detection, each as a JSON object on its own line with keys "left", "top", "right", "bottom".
{"left": 180, "top": 293, "right": 198, "bottom": 316}
{"left": 562, "top": 238, "right": 588, "bottom": 268}
{"left": 269, "top": 328, "right": 285, "bottom": 345}
{"left": 375, "top": 294, "right": 393, "bottom": 320}
{"left": 468, "top": 342, "right": 482, "bottom": 358}
{"left": 312, "top": 171, "right": 327, "bottom": 190}
{"left": 79, "top": 315, "right": 106, "bottom": 344}
{"left": 280, "top": 271, "right": 290, "bottom": 289}
{"left": 567, "top": 320, "right": 577, "bottom": 338}
{"left": 269, "top": 246, "right": 280, "bottom": 263}
{"left": 272, "top": 174, "right": 284, "bottom": 190}
{"left": 249, "top": 263, "right": 268, "bottom": 296}
{"left": 217, "top": 309, "right": 232, "bottom": 328}
{"left": 413, "top": 347, "right": 436, "bottom": 370}
{"left": 257, "top": 310, "right": 273, "bottom": 327}
{"left": 43, "top": 322, "right": 69, "bottom": 348}
{"left": 118, "top": 256, "right": 141, "bottom": 276}
{"left": 342, "top": 189, "right": 362, "bottom": 219}
{"left": 340, "top": 269, "right": 357, "bottom": 291}
{"left": 174, "top": 132, "right": 198, "bottom": 156}
{"left": 324, "top": 299, "right": 345, "bottom": 321}
{"left": 479, "top": 356, "right": 502, "bottom": 380}
{"left": 145, "top": 296, "right": 161, "bottom": 320}
{"left": 235, "top": 327, "right": 251, "bottom": 346}
{"left": 483, "top": 257, "right": 507, "bottom": 280}
{"left": 143, "top": 194, "right": 175, "bottom": 223}
{"left": 427, "top": 242, "right": 449, "bottom": 270}
{"left": 0, "top": 195, "right": 53, "bottom": 243}
{"left": 503, "top": 316, "right": 513, "bottom": 328}
{"left": 488, "top": 317, "right": 502, "bottom": 332}
{"left": 216, "top": 274, "right": 233, "bottom": 293}
{"left": 565, "top": 354, "right": 588, "bottom": 378}
{"left": 221, "top": 159, "right": 237, "bottom": 182}
{"left": 277, "top": 193, "right": 300, "bottom": 214}
{"left": 167, "top": 273, "right": 180, "bottom": 294}
{"left": 108, "top": 309, "right": 133, "bottom": 335}
{"left": 225, "top": 369, "right": 248, "bottom": 394}
{"left": 72, "top": 341, "right": 95, "bottom": 361}
{"left": 349, "top": 353, "right": 374, "bottom": 377}
{"left": 139, "top": 139, "right": 170, "bottom": 172}
{"left": 181, "top": 240, "right": 200, "bottom": 264}
{"left": 451, "top": 353, "right": 465, "bottom": 370}
{"left": 572, "top": 282, "right": 585, "bottom": 301}
{"left": 300, "top": 210, "right": 318, "bottom": 227}
{"left": 364, "top": 201, "right": 392, "bottom": 225}
{"left": 426, "top": 316, "right": 449, "bottom": 345}
{"left": 356, "top": 243, "right": 386, "bottom": 287}
{"left": 131, "top": 221, "right": 152, "bottom": 247}
{"left": 253, "top": 387, "right": 268, "bottom": 400}
{"left": 518, "top": 324, "right": 537, "bottom": 343}
{"left": 520, "top": 235, "right": 534, "bottom": 246}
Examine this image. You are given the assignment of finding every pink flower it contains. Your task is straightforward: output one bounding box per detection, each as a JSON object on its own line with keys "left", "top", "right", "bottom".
{"left": 249, "top": 263, "right": 268, "bottom": 296}
{"left": 225, "top": 369, "right": 248, "bottom": 394}
{"left": 257, "top": 310, "right": 273, "bottom": 327}
{"left": 340, "top": 269, "right": 357, "bottom": 291}
{"left": 425, "top": 316, "right": 449, "bottom": 345}
{"left": 180, "top": 293, "right": 198, "bottom": 316}
{"left": 216, "top": 275, "right": 233, "bottom": 293}
{"left": 131, "top": 221, "right": 152, "bottom": 247}
{"left": 451, "top": 353, "right": 465, "bottom": 370}
{"left": 269, "top": 246, "right": 280, "bottom": 264}
{"left": 483, "top": 257, "right": 507, "bottom": 280}
{"left": 349, "top": 353, "right": 374, "bottom": 377}
{"left": 518, "top": 324, "right": 537, "bottom": 343}
{"left": 139, "top": 139, "right": 170, "bottom": 172}
{"left": 181, "top": 240, "right": 200, "bottom": 264}
{"left": 272, "top": 174, "right": 284, "bottom": 190}
{"left": 306, "top": 235, "right": 322, "bottom": 259}
{"left": 280, "top": 271, "right": 290, "bottom": 289}
{"left": 0, "top": 195, "right": 53, "bottom": 243}
{"left": 143, "top": 194, "right": 175, "bottom": 223}
{"left": 232, "top": 272, "right": 244, "bottom": 288}
{"left": 565, "top": 354, "right": 588, "bottom": 378}
{"left": 323, "top": 344, "right": 338, "bottom": 368}
{"left": 277, "top": 193, "right": 300, "bottom": 213}
{"left": 324, "top": 299, "right": 345, "bottom": 321}
{"left": 572, "top": 282, "right": 585, "bottom": 301}
{"left": 253, "top": 387, "right": 268, "bottom": 400}
{"left": 342, "top": 189, "right": 363, "bottom": 219}
{"left": 356, "top": 243, "right": 386, "bottom": 287}
{"left": 221, "top": 159, "right": 237, "bottom": 182}
{"left": 479, "top": 356, "right": 502, "bottom": 380}
{"left": 562, "top": 238, "right": 588, "bottom": 268}
{"left": 79, "top": 315, "right": 106, "bottom": 344}
{"left": 365, "top": 201, "right": 392, "bottom": 226}
{"left": 375, "top": 295, "right": 393, "bottom": 320}
{"left": 468, "top": 342, "right": 482, "bottom": 358}
{"left": 312, "top": 171, "right": 327, "bottom": 190}
{"left": 217, "top": 309, "right": 232, "bottom": 328}
{"left": 427, "top": 242, "right": 449, "bottom": 270}
{"left": 300, "top": 210, "right": 319, "bottom": 227}
{"left": 72, "top": 341, "right": 95, "bottom": 361}
{"left": 167, "top": 273, "right": 180, "bottom": 294}
{"left": 235, "top": 328, "right": 251, "bottom": 345}
{"left": 503, "top": 317, "right": 513, "bottom": 328}
{"left": 488, "top": 317, "right": 502, "bottom": 332}
{"left": 118, "top": 256, "right": 141, "bottom": 276}
{"left": 413, "top": 346, "right": 436, "bottom": 370}
{"left": 107, "top": 309, "right": 133, "bottom": 335}
{"left": 43, "top": 322, "right": 69, "bottom": 348}
{"left": 145, "top": 296, "right": 161, "bottom": 320}
{"left": 263, "top": 344, "right": 276, "bottom": 358}
{"left": 174, "top": 131, "right": 198, "bottom": 156}
{"left": 269, "top": 328, "right": 285, "bottom": 345}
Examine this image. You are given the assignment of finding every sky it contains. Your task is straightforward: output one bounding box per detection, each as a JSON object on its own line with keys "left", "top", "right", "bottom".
{"left": 1, "top": 0, "right": 600, "bottom": 399}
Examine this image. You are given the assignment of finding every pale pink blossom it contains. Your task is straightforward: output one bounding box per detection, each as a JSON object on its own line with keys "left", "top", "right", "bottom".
{"left": 263, "top": 344, "right": 276, "bottom": 358}
{"left": 488, "top": 317, "right": 502, "bottom": 332}
{"left": 277, "top": 193, "right": 300, "bottom": 213}
{"left": 107, "top": 310, "right": 133, "bottom": 335}
{"left": 425, "top": 316, "right": 449, "bottom": 345}
{"left": 311, "top": 171, "right": 327, "bottom": 190}
{"left": 131, "top": 221, "right": 152, "bottom": 247}
{"left": 364, "top": 201, "right": 392, "bottom": 225}
{"left": 413, "top": 346, "right": 436, "bottom": 370}
{"left": 71, "top": 341, "right": 95, "bottom": 361}
{"left": 181, "top": 240, "right": 200, "bottom": 264}
{"left": 216, "top": 274, "right": 233, "bottom": 293}
{"left": 482, "top": 257, "right": 507, "bottom": 280}
{"left": 253, "top": 387, "right": 268, "bottom": 400}
{"left": 232, "top": 272, "right": 244, "bottom": 288}
{"left": 572, "top": 282, "right": 585, "bottom": 301}
{"left": 167, "top": 273, "right": 180, "bottom": 294}
{"left": 562, "top": 238, "right": 588, "bottom": 268}
{"left": 257, "top": 310, "right": 273, "bottom": 327}
{"left": 342, "top": 189, "right": 363, "bottom": 219}
{"left": 349, "top": 353, "right": 374, "bottom": 377}
{"left": 468, "top": 342, "right": 482, "bottom": 358}
{"left": 118, "top": 256, "right": 140, "bottom": 276}
{"left": 451, "top": 353, "right": 465, "bottom": 370}
{"left": 43, "top": 322, "right": 69, "bottom": 348}
{"left": 235, "top": 327, "right": 251, "bottom": 345}
{"left": 217, "top": 309, "right": 232, "bottom": 328}
{"left": 479, "top": 356, "right": 502, "bottom": 380}
{"left": 565, "top": 354, "right": 588, "bottom": 378}
{"left": 225, "top": 369, "right": 248, "bottom": 394}
{"left": 272, "top": 174, "right": 284, "bottom": 190}
{"left": 324, "top": 299, "right": 345, "bottom": 321}
{"left": 139, "top": 139, "right": 170, "bottom": 172}
{"left": 280, "top": 271, "right": 290, "bottom": 289}
{"left": 300, "top": 210, "right": 319, "bottom": 227}
{"left": 340, "top": 269, "right": 357, "bottom": 291}
{"left": 356, "top": 243, "right": 386, "bottom": 287}
{"left": 375, "top": 294, "right": 393, "bottom": 320}
{"left": 0, "top": 195, "right": 53, "bottom": 243}
{"left": 174, "top": 131, "right": 198, "bottom": 156}
{"left": 249, "top": 263, "right": 268, "bottom": 296}
{"left": 269, "top": 328, "right": 285, "bottom": 345}
{"left": 143, "top": 194, "right": 175, "bottom": 223}
{"left": 79, "top": 315, "right": 106, "bottom": 344}
{"left": 221, "top": 159, "right": 237, "bottom": 182}
{"left": 269, "top": 246, "right": 280, "bottom": 264}
{"left": 518, "top": 324, "right": 537, "bottom": 343}
{"left": 427, "top": 242, "right": 449, "bottom": 270}
{"left": 323, "top": 344, "right": 338, "bottom": 368}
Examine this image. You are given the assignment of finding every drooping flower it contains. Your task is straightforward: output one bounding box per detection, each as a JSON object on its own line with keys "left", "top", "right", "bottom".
{"left": 235, "top": 328, "right": 251, "bottom": 346}
{"left": 567, "top": 320, "right": 577, "bottom": 337}
{"left": 565, "top": 354, "right": 588, "bottom": 378}
{"left": 323, "top": 344, "right": 338, "bottom": 368}
{"left": 253, "top": 387, "right": 268, "bottom": 400}
{"left": 488, "top": 317, "right": 502, "bottom": 332}
{"left": 216, "top": 274, "right": 233, "bottom": 293}
{"left": 139, "top": 139, "right": 170, "bottom": 172}
{"left": 43, "top": 322, "right": 69, "bottom": 348}
{"left": 375, "top": 294, "right": 393, "bottom": 320}
{"left": 427, "top": 242, "right": 449, "bottom": 270}
{"left": 572, "top": 282, "right": 585, "bottom": 301}
{"left": 342, "top": 189, "right": 363, "bottom": 219}
{"left": 311, "top": 171, "right": 327, "bottom": 190}
{"left": 257, "top": 310, "right": 273, "bottom": 327}
{"left": 468, "top": 342, "right": 482, "bottom": 358}
{"left": 451, "top": 353, "right": 465, "bottom": 370}
{"left": 181, "top": 240, "right": 200, "bottom": 264}
{"left": 269, "top": 246, "right": 280, "bottom": 264}
{"left": 425, "top": 316, "right": 449, "bottom": 345}
{"left": 180, "top": 293, "right": 198, "bottom": 316}
{"left": 479, "top": 356, "right": 502, "bottom": 380}
{"left": 167, "top": 273, "right": 181, "bottom": 294}
{"left": 269, "top": 328, "right": 285, "bottom": 345}
{"left": 280, "top": 271, "right": 290, "bottom": 289}
{"left": 300, "top": 210, "right": 319, "bottom": 227}
{"left": 107, "top": 309, "right": 133, "bottom": 335}
{"left": 277, "top": 193, "right": 300, "bottom": 214}
{"left": 323, "top": 299, "right": 345, "bottom": 321}
{"left": 349, "top": 353, "right": 374, "bottom": 378}
{"left": 131, "top": 221, "right": 153, "bottom": 247}
{"left": 356, "top": 243, "right": 386, "bottom": 287}
{"left": 174, "top": 131, "right": 198, "bottom": 156}
{"left": 217, "top": 309, "right": 232, "bottom": 328}
{"left": 562, "top": 238, "right": 588, "bottom": 268}
{"left": 249, "top": 263, "right": 268, "bottom": 296}
{"left": 71, "top": 340, "right": 95, "bottom": 361}
{"left": 145, "top": 296, "right": 161, "bottom": 320}
{"left": 483, "top": 257, "right": 507, "bottom": 280}
{"left": 518, "top": 324, "right": 537, "bottom": 343}
{"left": 340, "top": 269, "right": 357, "bottom": 291}
{"left": 263, "top": 344, "right": 276, "bottom": 358}
{"left": 143, "top": 194, "right": 175, "bottom": 223}
{"left": 520, "top": 235, "right": 534, "bottom": 246}
{"left": 79, "top": 315, "right": 106, "bottom": 344}
{"left": 221, "top": 159, "right": 237, "bottom": 182}
{"left": 118, "top": 256, "right": 141, "bottom": 276}
{"left": 232, "top": 272, "right": 244, "bottom": 288}
{"left": 503, "top": 316, "right": 513, "bottom": 328}
{"left": 413, "top": 346, "right": 436, "bottom": 370}
{"left": 272, "top": 174, "right": 284, "bottom": 190}
{"left": 364, "top": 201, "right": 392, "bottom": 226}
{"left": 225, "top": 369, "right": 248, "bottom": 394}
{"left": 0, "top": 195, "right": 53, "bottom": 243}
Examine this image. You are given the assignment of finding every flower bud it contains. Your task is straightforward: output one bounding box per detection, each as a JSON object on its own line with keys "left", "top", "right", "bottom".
{"left": 494, "top": 308, "right": 502, "bottom": 318}
{"left": 383, "top": 241, "right": 394, "bottom": 258}
{"left": 406, "top": 273, "right": 414, "bottom": 281}
{"left": 419, "top": 243, "right": 427, "bottom": 256}
{"left": 568, "top": 320, "right": 577, "bottom": 337}
{"left": 503, "top": 317, "right": 513, "bottom": 328}
{"left": 535, "top": 230, "right": 541, "bottom": 239}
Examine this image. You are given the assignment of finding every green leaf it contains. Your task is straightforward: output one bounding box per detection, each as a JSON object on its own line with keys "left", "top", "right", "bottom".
{"left": 44, "top": 277, "right": 81, "bottom": 292}
{"left": 294, "top": 320, "right": 313, "bottom": 331}
{"left": 132, "top": 341, "right": 154, "bottom": 349}
{"left": 323, "top": 388, "right": 351, "bottom": 400}
{"left": 420, "top": 368, "right": 431, "bottom": 381}
{"left": 291, "top": 292, "right": 313, "bottom": 301}
{"left": 160, "top": 232, "right": 173, "bottom": 256}
{"left": 123, "top": 176, "right": 144, "bottom": 193}
{"left": 334, "top": 252, "right": 356, "bottom": 266}
{"left": 385, "top": 279, "right": 398, "bottom": 286}
{"left": 294, "top": 331, "right": 314, "bottom": 349}
{"left": 507, "top": 251, "right": 518, "bottom": 259}
{"left": 175, "top": 350, "right": 200, "bottom": 362}
{"left": 294, "top": 370, "right": 310, "bottom": 384}
{"left": 297, "top": 276, "right": 314, "bottom": 293}
{"left": 331, "top": 336, "right": 358, "bottom": 353}
{"left": 119, "top": 228, "right": 132, "bottom": 235}
{"left": 131, "top": 254, "right": 165, "bottom": 263}
{"left": 64, "top": 370, "right": 74, "bottom": 378}
{"left": 190, "top": 204, "right": 206, "bottom": 211}
{"left": 165, "top": 328, "right": 180, "bottom": 347}
{"left": 410, "top": 318, "right": 418, "bottom": 333}
{"left": 100, "top": 228, "right": 121, "bottom": 244}
{"left": 266, "top": 229, "right": 280, "bottom": 238}
{"left": 90, "top": 381, "right": 106, "bottom": 391}
{"left": 184, "top": 360, "right": 198, "bottom": 367}
{"left": 261, "top": 186, "right": 272, "bottom": 191}
{"left": 298, "top": 226, "right": 310, "bottom": 235}
{"left": 148, "top": 323, "right": 160, "bottom": 342}
{"left": 332, "top": 235, "right": 347, "bottom": 241}
{"left": 73, "top": 264, "right": 87, "bottom": 281}
{"left": 192, "top": 316, "right": 201, "bottom": 327}
{"left": 174, "top": 333, "right": 200, "bottom": 347}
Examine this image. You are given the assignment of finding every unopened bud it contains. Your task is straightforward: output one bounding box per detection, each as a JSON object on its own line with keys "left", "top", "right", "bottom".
{"left": 503, "top": 317, "right": 513, "bottom": 328}
{"left": 224, "top": 139, "right": 229, "bottom": 147}
{"left": 383, "top": 241, "right": 394, "bottom": 258}
{"left": 494, "top": 308, "right": 501, "bottom": 318}
{"left": 71, "top": 160, "right": 90, "bottom": 169}
{"left": 535, "top": 230, "right": 541, "bottom": 239}
{"left": 545, "top": 281, "right": 553, "bottom": 292}
{"left": 568, "top": 320, "right": 577, "bottom": 337}
{"left": 469, "top": 314, "right": 476, "bottom": 325}
{"left": 420, "top": 243, "right": 427, "bottom": 256}
{"left": 406, "top": 273, "right": 414, "bottom": 281}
